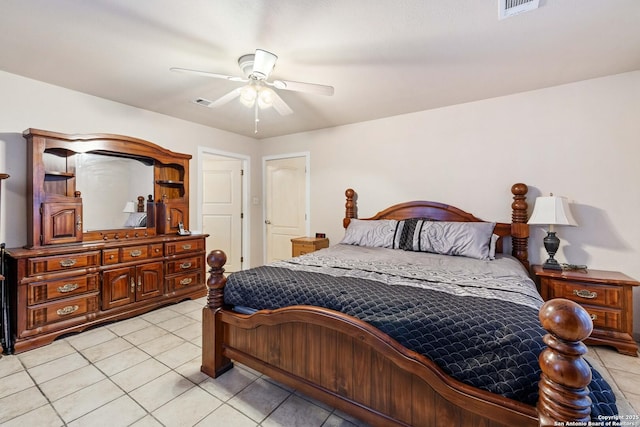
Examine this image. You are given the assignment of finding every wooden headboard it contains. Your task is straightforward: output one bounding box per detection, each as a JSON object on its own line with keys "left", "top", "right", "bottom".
{"left": 343, "top": 183, "right": 530, "bottom": 269}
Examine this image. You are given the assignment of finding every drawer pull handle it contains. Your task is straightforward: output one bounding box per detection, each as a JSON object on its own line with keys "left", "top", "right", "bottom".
{"left": 180, "top": 262, "right": 192, "bottom": 269}
{"left": 60, "top": 259, "right": 77, "bottom": 268}
{"left": 182, "top": 244, "right": 192, "bottom": 250}
{"left": 573, "top": 289, "right": 597, "bottom": 299}
{"left": 130, "top": 250, "right": 142, "bottom": 257}
{"left": 590, "top": 314, "right": 598, "bottom": 321}
{"left": 180, "top": 278, "right": 193, "bottom": 285}
{"left": 137, "top": 277, "right": 142, "bottom": 292}
{"left": 57, "top": 283, "right": 79, "bottom": 293}
{"left": 57, "top": 305, "right": 79, "bottom": 316}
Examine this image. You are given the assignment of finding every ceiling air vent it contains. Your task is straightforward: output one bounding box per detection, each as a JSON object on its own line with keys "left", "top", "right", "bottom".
{"left": 193, "top": 97, "right": 214, "bottom": 107}
{"left": 499, "top": 0, "right": 540, "bottom": 19}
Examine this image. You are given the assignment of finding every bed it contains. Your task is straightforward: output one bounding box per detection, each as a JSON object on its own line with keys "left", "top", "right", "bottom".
{"left": 201, "top": 183, "right": 617, "bottom": 426}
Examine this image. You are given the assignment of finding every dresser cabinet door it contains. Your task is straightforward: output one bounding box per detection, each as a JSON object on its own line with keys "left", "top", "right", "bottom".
{"left": 102, "top": 266, "right": 135, "bottom": 310}
{"left": 41, "top": 201, "right": 83, "bottom": 245}
{"left": 136, "top": 261, "right": 163, "bottom": 301}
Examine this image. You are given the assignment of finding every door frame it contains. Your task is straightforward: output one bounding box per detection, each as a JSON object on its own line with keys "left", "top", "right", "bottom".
{"left": 262, "top": 152, "right": 310, "bottom": 264}
{"left": 196, "top": 146, "right": 251, "bottom": 269}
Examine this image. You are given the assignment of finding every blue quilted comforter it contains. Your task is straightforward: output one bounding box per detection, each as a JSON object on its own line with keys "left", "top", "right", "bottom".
{"left": 223, "top": 245, "right": 618, "bottom": 418}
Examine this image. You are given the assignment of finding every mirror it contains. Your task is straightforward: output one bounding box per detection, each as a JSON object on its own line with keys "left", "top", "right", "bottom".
{"left": 75, "top": 153, "right": 154, "bottom": 231}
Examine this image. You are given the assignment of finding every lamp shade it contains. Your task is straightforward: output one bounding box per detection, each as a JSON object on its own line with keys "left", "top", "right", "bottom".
{"left": 527, "top": 196, "right": 577, "bottom": 226}
{"left": 122, "top": 201, "right": 136, "bottom": 213}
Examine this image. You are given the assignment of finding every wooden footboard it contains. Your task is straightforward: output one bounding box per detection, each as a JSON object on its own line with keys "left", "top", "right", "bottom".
{"left": 202, "top": 251, "right": 594, "bottom": 427}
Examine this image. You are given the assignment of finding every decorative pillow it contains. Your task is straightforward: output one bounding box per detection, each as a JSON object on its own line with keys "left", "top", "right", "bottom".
{"left": 399, "top": 220, "right": 496, "bottom": 260}
{"left": 341, "top": 219, "right": 399, "bottom": 248}
{"left": 489, "top": 233, "right": 499, "bottom": 260}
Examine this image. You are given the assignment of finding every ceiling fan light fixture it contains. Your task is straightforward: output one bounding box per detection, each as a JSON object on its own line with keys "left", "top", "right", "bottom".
{"left": 239, "top": 85, "right": 258, "bottom": 107}
{"left": 257, "top": 87, "right": 275, "bottom": 109}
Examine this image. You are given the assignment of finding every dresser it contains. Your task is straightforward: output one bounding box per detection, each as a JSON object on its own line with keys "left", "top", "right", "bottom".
{"left": 3, "top": 129, "right": 207, "bottom": 354}
{"left": 534, "top": 265, "right": 639, "bottom": 356}
{"left": 291, "top": 237, "right": 329, "bottom": 257}
{"left": 6, "top": 235, "right": 206, "bottom": 353}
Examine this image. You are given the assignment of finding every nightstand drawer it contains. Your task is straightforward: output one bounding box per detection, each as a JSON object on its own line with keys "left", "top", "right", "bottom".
{"left": 583, "top": 306, "right": 622, "bottom": 331}
{"left": 551, "top": 280, "right": 622, "bottom": 308}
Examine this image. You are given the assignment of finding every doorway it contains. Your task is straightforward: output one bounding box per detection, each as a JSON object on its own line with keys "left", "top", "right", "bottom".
{"left": 263, "top": 154, "right": 309, "bottom": 263}
{"left": 198, "top": 150, "right": 248, "bottom": 273}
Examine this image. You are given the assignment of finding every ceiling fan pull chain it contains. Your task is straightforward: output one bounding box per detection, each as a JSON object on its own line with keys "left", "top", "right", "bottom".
{"left": 254, "top": 102, "right": 259, "bottom": 134}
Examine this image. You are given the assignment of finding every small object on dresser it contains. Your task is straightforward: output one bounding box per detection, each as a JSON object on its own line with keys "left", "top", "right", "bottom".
{"left": 534, "top": 265, "right": 639, "bottom": 356}
{"left": 291, "top": 236, "right": 329, "bottom": 257}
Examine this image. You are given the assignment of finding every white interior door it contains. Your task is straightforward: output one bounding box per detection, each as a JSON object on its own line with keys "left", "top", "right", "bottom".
{"left": 265, "top": 156, "right": 307, "bottom": 263}
{"left": 202, "top": 155, "right": 243, "bottom": 272}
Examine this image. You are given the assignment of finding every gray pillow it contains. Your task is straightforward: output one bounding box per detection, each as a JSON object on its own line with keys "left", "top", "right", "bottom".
{"left": 399, "top": 220, "right": 496, "bottom": 260}
{"left": 340, "top": 219, "right": 399, "bottom": 248}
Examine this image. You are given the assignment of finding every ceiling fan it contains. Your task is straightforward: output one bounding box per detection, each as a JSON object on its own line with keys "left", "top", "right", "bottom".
{"left": 171, "top": 49, "right": 334, "bottom": 133}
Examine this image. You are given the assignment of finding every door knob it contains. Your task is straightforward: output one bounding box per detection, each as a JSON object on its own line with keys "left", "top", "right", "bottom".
{"left": 265, "top": 220, "right": 271, "bottom": 224}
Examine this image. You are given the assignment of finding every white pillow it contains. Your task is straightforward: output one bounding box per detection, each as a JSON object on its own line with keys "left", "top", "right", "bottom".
{"left": 341, "top": 219, "right": 399, "bottom": 248}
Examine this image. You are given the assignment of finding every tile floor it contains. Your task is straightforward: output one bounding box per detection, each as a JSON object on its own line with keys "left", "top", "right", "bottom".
{"left": 0, "top": 297, "right": 638, "bottom": 427}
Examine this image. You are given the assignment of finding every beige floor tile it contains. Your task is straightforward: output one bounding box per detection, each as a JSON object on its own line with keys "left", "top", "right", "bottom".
{"left": 0, "top": 355, "right": 24, "bottom": 377}
{"left": 106, "top": 316, "right": 153, "bottom": 337}
{"left": 156, "top": 314, "right": 199, "bottom": 332}
{"left": 152, "top": 385, "right": 222, "bottom": 426}
{"left": 609, "top": 368, "right": 640, "bottom": 396}
{"left": 329, "top": 410, "right": 372, "bottom": 427}
{"left": 173, "top": 321, "right": 202, "bottom": 341}
{"left": 122, "top": 324, "right": 169, "bottom": 346}
{"left": 594, "top": 346, "right": 640, "bottom": 376}
{"left": 27, "top": 352, "right": 89, "bottom": 384}
{"left": 0, "top": 370, "right": 34, "bottom": 399}
{"left": 51, "top": 378, "right": 124, "bottom": 423}
{"left": 137, "top": 332, "right": 186, "bottom": 356}
{"left": 227, "top": 378, "right": 291, "bottom": 423}
{"left": 67, "top": 395, "right": 147, "bottom": 427}
{"left": 129, "top": 415, "right": 166, "bottom": 427}
{"left": 129, "top": 371, "right": 194, "bottom": 412}
{"left": 199, "top": 365, "right": 259, "bottom": 402}
{"left": 195, "top": 403, "right": 258, "bottom": 427}
{"left": 80, "top": 336, "right": 134, "bottom": 362}
{"left": 154, "top": 341, "right": 201, "bottom": 368}
{"left": 140, "top": 306, "right": 181, "bottom": 324}
{"left": 174, "top": 356, "right": 211, "bottom": 384}
{"left": 94, "top": 346, "right": 150, "bottom": 376}
{"left": 263, "top": 394, "right": 331, "bottom": 427}
{"left": 17, "top": 340, "right": 76, "bottom": 368}
{"left": 110, "top": 358, "right": 171, "bottom": 392}
{"left": 170, "top": 299, "right": 204, "bottom": 315}
{"left": 39, "top": 364, "right": 105, "bottom": 401}
{"left": 624, "top": 392, "right": 640, "bottom": 418}
{"left": 0, "top": 404, "right": 63, "bottom": 427}
{"left": 185, "top": 309, "right": 203, "bottom": 322}
{"left": 65, "top": 326, "right": 118, "bottom": 351}
{"left": 0, "top": 386, "right": 49, "bottom": 423}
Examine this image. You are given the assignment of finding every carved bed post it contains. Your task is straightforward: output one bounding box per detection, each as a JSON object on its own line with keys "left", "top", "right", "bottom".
{"left": 537, "top": 299, "right": 593, "bottom": 426}
{"left": 343, "top": 188, "right": 356, "bottom": 229}
{"left": 201, "top": 249, "right": 233, "bottom": 378}
{"left": 511, "top": 183, "right": 530, "bottom": 270}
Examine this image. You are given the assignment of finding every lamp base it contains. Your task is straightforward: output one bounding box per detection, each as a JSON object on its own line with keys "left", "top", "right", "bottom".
{"left": 542, "top": 258, "right": 563, "bottom": 271}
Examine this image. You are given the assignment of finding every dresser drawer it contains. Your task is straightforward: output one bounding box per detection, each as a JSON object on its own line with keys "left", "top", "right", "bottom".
{"left": 166, "top": 255, "right": 203, "bottom": 275}
{"left": 120, "top": 244, "right": 164, "bottom": 263}
{"left": 28, "top": 251, "right": 100, "bottom": 275}
{"left": 551, "top": 279, "right": 622, "bottom": 308}
{"left": 27, "top": 273, "right": 99, "bottom": 305}
{"left": 103, "top": 248, "right": 120, "bottom": 265}
{"left": 166, "top": 271, "right": 204, "bottom": 292}
{"left": 27, "top": 294, "right": 99, "bottom": 329}
{"left": 165, "top": 239, "right": 204, "bottom": 256}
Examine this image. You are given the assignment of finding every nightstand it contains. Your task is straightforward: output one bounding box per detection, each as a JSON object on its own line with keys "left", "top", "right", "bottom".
{"left": 291, "top": 237, "right": 329, "bottom": 257}
{"left": 533, "top": 265, "right": 639, "bottom": 356}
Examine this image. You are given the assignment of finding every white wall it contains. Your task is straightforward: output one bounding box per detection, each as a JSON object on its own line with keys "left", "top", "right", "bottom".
{"left": 0, "top": 70, "right": 264, "bottom": 265}
{"left": 261, "top": 71, "right": 640, "bottom": 335}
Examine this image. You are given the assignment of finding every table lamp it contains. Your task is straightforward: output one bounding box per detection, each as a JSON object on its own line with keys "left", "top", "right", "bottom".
{"left": 527, "top": 194, "right": 577, "bottom": 270}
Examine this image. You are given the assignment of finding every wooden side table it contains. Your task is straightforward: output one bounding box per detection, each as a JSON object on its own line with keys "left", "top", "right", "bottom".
{"left": 533, "top": 265, "right": 639, "bottom": 356}
{"left": 291, "top": 237, "right": 329, "bottom": 257}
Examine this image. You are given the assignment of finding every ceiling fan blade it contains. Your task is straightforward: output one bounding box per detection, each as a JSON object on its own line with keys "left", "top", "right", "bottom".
{"left": 195, "top": 88, "right": 242, "bottom": 109}
{"left": 272, "top": 79, "right": 334, "bottom": 96}
{"left": 170, "top": 67, "right": 246, "bottom": 82}
{"left": 252, "top": 49, "right": 278, "bottom": 80}
{"left": 270, "top": 91, "right": 293, "bottom": 116}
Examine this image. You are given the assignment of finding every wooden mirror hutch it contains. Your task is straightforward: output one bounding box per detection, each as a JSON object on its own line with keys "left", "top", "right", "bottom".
{"left": 4, "top": 129, "right": 207, "bottom": 354}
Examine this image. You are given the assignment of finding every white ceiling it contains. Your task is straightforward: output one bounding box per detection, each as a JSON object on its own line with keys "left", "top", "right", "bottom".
{"left": 1, "top": 0, "right": 639, "bottom": 139}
